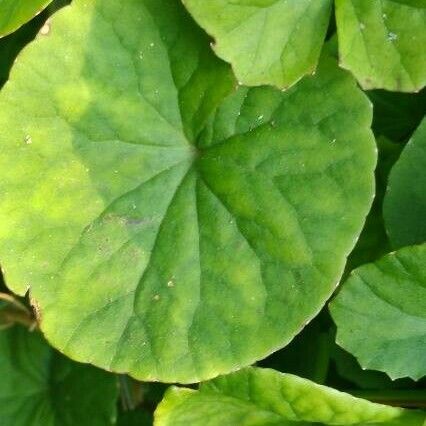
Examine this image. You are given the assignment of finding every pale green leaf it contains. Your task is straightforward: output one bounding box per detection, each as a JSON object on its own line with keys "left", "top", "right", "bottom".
{"left": 330, "top": 244, "right": 426, "bottom": 380}
{"left": 182, "top": 0, "right": 426, "bottom": 91}
{"left": 0, "top": 0, "right": 70, "bottom": 87}
{"left": 336, "top": 0, "right": 426, "bottom": 92}
{"left": 0, "top": 325, "right": 118, "bottom": 426}
{"left": 155, "top": 367, "right": 426, "bottom": 425}
{"left": 182, "top": 0, "right": 332, "bottom": 89}
{"left": 0, "top": 0, "right": 53, "bottom": 37}
{"left": 0, "top": 0, "right": 375, "bottom": 383}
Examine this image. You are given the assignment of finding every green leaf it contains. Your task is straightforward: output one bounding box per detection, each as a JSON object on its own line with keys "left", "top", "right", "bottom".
{"left": 336, "top": 0, "right": 426, "bottom": 92}
{"left": 330, "top": 244, "right": 426, "bottom": 380}
{"left": 0, "top": 0, "right": 53, "bottom": 37}
{"left": 384, "top": 118, "right": 426, "bottom": 248}
{"left": 0, "top": 325, "right": 118, "bottom": 425}
{"left": 182, "top": 0, "right": 332, "bottom": 89}
{"left": 0, "top": 12, "right": 46, "bottom": 88}
{"left": 331, "top": 346, "right": 414, "bottom": 390}
{"left": 0, "top": 0, "right": 375, "bottom": 383}
{"left": 182, "top": 0, "right": 426, "bottom": 91}
{"left": 155, "top": 367, "right": 426, "bottom": 425}
{"left": 0, "top": 0, "right": 71, "bottom": 87}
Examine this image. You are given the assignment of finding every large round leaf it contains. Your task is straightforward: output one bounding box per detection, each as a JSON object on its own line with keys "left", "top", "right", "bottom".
{"left": 0, "top": 0, "right": 53, "bottom": 37}
{"left": 336, "top": 0, "right": 426, "bottom": 92}
{"left": 384, "top": 118, "right": 426, "bottom": 248}
{"left": 155, "top": 367, "right": 426, "bottom": 425}
{"left": 330, "top": 244, "right": 426, "bottom": 380}
{"left": 0, "top": 325, "right": 118, "bottom": 425}
{"left": 182, "top": 0, "right": 332, "bottom": 89}
{"left": 0, "top": 0, "right": 375, "bottom": 383}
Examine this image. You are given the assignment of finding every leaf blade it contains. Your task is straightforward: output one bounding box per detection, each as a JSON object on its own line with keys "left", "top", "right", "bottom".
{"left": 0, "top": 0, "right": 53, "bottom": 37}
{"left": 336, "top": 0, "right": 426, "bottom": 92}
{"left": 0, "top": 0, "right": 376, "bottom": 383}
{"left": 384, "top": 118, "right": 426, "bottom": 248}
{"left": 0, "top": 326, "right": 118, "bottom": 426}
{"left": 155, "top": 367, "right": 426, "bottom": 425}
{"left": 182, "top": 0, "right": 332, "bottom": 89}
{"left": 330, "top": 244, "right": 426, "bottom": 380}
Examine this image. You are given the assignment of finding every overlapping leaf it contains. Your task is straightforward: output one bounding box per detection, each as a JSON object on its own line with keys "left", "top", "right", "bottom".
{"left": 331, "top": 347, "right": 409, "bottom": 390}
{"left": 0, "top": 0, "right": 71, "bottom": 87}
{"left": 183, "top": 0, "right": 426, "bottom": 92}
{"left": 182, "top": 0, "right": 332, "bottom": 89}
{"left": 384, "top": 118, "right": 426, "bottom": 248}
{"left": 336, "top": 0, "right": 426, "bottom": 92}
{"left": 0, "top": 0, "right": 375, "bottom": 383}
{"left": 330, "top": 244, "right": 426, "bottom": 380}
{"left": 0, "top": 326, "right": 118, "bottom": 425}
{"left": 0, "top": 0, "right": 53, "bottom": 37}
{"left": 155, "top": 367, "right": 426, "bottom": 425}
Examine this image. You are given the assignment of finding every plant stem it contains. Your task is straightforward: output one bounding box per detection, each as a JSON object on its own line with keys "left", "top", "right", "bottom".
{"left": 119, "top": 375, "right": 136, "bottom": 411}
{"left": 312, "top": 332, "right": 332, "bottom": 384}
{"left": 0, "top": 307, "right": 37, "bottom": 330}
{"left": 0, "top": 292, "right": 36, "bottom": 329}
{"left": 0, "top": 292, "right": 31, "bottom": 313}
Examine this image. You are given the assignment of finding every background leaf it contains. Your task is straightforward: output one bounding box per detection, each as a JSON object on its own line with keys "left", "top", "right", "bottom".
{"left": 330, "top": 346, "right": 417, "bottom": 391}
{"left": 336, "top": 0, "right": 426, "bottom": 92}
{"left": 384, "top": 118, "right": 426, "bottom": 248}
{"left": 330, "top": 244, "right": 426, "bottom": 380}
{"left": 182, "top": 0, "right": 332, "bottom": 88}
{"left": 0, "top": 325, "right": 118, "bottom": 425}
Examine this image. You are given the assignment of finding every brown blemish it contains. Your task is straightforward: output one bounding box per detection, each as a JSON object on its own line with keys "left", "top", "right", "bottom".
{"left": 30, "top": 295, "right": 42, "bottom": 326}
